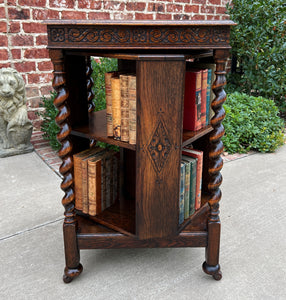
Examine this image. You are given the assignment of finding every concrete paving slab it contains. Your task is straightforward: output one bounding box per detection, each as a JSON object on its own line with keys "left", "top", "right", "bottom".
{"left": 0, "top": 146, "right": 285, "bottom": 299}
{"left": 0, "top": 152, "right": 63, "bottom": 239}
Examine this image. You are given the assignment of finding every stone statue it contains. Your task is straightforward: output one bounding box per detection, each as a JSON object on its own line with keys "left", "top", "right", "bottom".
{"left": 0, "top": 68, "right": 33, "bottom": 157}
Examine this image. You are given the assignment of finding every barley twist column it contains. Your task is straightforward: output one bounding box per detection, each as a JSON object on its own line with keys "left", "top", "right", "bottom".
{"left": 49, "top": 49, "right": 82, "bottom": 283}
{"left": 203, "top": 49, "right": 230, "bottom": 281}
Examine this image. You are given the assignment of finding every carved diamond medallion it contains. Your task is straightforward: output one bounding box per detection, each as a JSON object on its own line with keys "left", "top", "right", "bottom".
{"left": 147, "top": 118, "right": 172, "bottom": 173}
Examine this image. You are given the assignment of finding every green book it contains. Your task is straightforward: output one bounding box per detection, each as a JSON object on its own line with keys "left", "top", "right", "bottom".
{"left": 182, "top": 158, "right": 191, "bottom": 219}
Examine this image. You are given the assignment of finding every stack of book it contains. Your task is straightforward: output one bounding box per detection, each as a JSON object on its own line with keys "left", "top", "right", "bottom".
{"left": 179, "top": 148, "right": 203, "bottom": 225}
{"left": 105, "top": 71, "right": 136, "bottom": 145}
{"left": 74, "top": 147, "right": 120, "bottom": 216}
{"left": 183, "top": 64, "right": 215, "bottom": 131}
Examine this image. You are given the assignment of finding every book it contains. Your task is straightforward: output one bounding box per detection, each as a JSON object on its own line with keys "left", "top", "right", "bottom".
{"left": 120, "top": 74, "right": 129, "bottom": 142}
{"left": 182, "top": 148, "right": 203, "bottom": 210}
{"left": 111, "top": 77, "right": 121, "bottom": 140}
{"left": 206, "top": 69, "right": 212, "bottom": 125}
{"left": 105, "top": 71, "right": 118, "bottom": 137}
{"left": 179, "top": 162, "right": 185, "bottom": 225}
{"left": 73, "top": 147, "right": 102, "bottom": 212}
{"left": 128, "top": 75, "right": 136, "bottom": 145}
{"left": 200, "top": 69, "right": 208, "bottom": 127}
{"left": 182, "top": 158, "right": 191, "bottom": 220}
{"left": 183, "top": 70, "right": 202, "bottom": 131}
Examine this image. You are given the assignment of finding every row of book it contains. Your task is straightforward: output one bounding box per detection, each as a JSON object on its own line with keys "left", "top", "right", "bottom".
{"left": 179, "top": 148, "right": 203, "bottom": 225}
{"left": 183, "top": 63, "right": 215, "bottom": 131}
{"left": 105, "top": 71, "right": 136, "bottom": 145}
{"left": 74, "top": 147, "right": 119, "bottom": 216}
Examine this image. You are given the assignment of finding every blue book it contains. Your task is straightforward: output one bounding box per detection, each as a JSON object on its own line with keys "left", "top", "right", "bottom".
{"left": 179, "top": 162, "right": 185, "bottom": 225}
{"left": 206, "top": 69, "right": 212, "bottom": 125}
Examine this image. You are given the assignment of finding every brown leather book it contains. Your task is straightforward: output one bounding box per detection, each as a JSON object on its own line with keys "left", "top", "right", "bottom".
{"left": 105, "top": 71, "right": 118, "bottom": 137}
{"left": 73, "top": 147, "right": 101, "bottom": 211}
{"left": 128, "top": 75, "right": 136, "bottom": 145}
{"left": 111, "top": 77, "right": 121, "bottom": 140}
{"left": 120, "top": 74, "right": 129, "bottom": 142}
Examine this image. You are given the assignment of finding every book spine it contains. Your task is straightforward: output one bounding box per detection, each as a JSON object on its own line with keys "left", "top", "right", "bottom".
{"left": 128, "top": 75, "right": 136, "bottom": 145}
{"left": 206, "top": 69, "right": 212, "bottom": 125}
{"left": 179, "top": 162, "right": 185, "bottom": 225}
{"left": 195, "top": 71, "right": 202, "bottom": 130}
{"left": 120, "top": 74, "right": 129, "bottom": 142}
{"left": 81, "top": 158, "right": 89, "bottom": 214}
{"left": 189, "top": 159, "right": 197, "bottom": 216}
{"left": 74, "top": 156, "right": 83, "bottom": 211}
{"left": 201, "top": 69, "right": 208, "bottom": 127}
{"left": 88, "top": 160, "right": 102, "bottom": 216}
{"left": 105, "top": 72, "right": 116, "bottom": 137}
{"left": 111, "top": 77, "right": 121, "bottom": 140}
{"left": 183, "top": 160, "right": 190, "bottom": 220}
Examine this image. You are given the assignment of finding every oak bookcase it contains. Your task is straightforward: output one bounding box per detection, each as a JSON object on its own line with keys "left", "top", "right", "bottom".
{"left": 46, "top": 20, "right": 235, "bottom": 283}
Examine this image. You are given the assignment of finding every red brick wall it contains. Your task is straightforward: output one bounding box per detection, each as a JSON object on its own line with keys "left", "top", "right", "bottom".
{"left": 0, "top": 0, "right": 230, "bottom": 129}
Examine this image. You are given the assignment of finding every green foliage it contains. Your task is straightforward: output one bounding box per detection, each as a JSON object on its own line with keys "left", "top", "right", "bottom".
{"left": 226, "top": 0, "right": 286, "bottom": 112}
{"left": 222, "top": 92, "right": 285, "bottom": 154}
{"left": 91, "top": 57, "right": 118, "bottom": 112}
{"left": 37, "top": 91, "right": 61, "bottom": 151}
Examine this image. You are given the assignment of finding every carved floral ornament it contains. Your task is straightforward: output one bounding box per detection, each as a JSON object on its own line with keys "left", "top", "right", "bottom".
{"left": 48, "top": 26, "right": 229, "bottom": 47}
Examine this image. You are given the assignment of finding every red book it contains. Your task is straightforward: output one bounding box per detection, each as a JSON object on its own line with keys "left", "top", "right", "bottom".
{"left": 182, "top": 148, "right": 203, "bottom": 210}
{"left": 183, "top": 70, "right": 202, "bottom": 131}
{"left": 200, "top": 69, "right": 208, "bottom": 128}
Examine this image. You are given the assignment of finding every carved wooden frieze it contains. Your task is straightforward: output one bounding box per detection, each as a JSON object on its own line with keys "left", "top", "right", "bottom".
{"left": 47, "top": 25, "right": 231, "bottom": 49}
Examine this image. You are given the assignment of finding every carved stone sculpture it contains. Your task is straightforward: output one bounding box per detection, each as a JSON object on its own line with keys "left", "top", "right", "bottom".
{"left": 0, "top": 68, "right": 33, "bottom": 157}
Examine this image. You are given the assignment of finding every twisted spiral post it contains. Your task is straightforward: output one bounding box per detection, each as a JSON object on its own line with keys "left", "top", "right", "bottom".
{"left": 86, "top": 56, "right": 95, "bottom": 113}
{"left": 49, "top": 49, "right": 82, "bottom": 283}
{"left": 203, "top": 49, "right": 230, "bottom": 280}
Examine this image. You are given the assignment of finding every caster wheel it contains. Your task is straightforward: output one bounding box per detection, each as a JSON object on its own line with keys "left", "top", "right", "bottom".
{"left": 213, "top": 270, "right": 222, "bottom": 281}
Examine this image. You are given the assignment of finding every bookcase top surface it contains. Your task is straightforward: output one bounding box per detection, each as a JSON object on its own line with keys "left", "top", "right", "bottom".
{"left": 45, "top": 20, "right": 236, "bottom": 26}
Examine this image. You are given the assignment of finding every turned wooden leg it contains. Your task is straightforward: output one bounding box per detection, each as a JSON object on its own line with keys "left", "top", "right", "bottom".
{"left": 202, "top": 49, "right": 230, "bottom": 281}
{"left": 50, "top": 49, "right": 83, "bottom": 283}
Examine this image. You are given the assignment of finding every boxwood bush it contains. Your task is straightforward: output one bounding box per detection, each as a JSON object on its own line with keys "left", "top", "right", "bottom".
{"left": 222, "top": 92, "right": 285, "bottom": 154}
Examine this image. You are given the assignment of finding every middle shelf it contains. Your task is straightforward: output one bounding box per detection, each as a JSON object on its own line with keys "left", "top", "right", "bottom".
{"left": 71, "top": 109, "right": 213, "bottom": 150}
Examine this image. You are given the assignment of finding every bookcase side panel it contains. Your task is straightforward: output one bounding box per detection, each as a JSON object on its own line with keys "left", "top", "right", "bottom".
{"left": 136, "top": 59, "right": 185, "bottom": 240}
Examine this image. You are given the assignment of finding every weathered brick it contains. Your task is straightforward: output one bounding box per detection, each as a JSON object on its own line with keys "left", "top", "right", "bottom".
{"left": 174, "top": 14, "right": 190, "bottom": 20}
{"left": 78, "top": 0, "right": 102, "bottom": 10}
{"left": 0, "top": 21, "right": 7, "bottom": 33}
{"left": 174, "top": 0, "right": 189, "bottom": 3}
{"left": 166, "top": 4, "right": 183, "bottom": 13}
{"left": 207, "top": 15, "right": 221, "bottom": 20}
{"left": 7, "top": 0, "right": 17, "bottom": 5}
{"left": 24, "top": 48, "right": 49, "bottom": 59}
{"left": 184, "top": 5, "right": 200, "bottom": 14}
{"left": 103, "top": 1, "right": 125, "bottom": 11}
{"left": 36, "top": 35, "right": 48, "bottom": 46}
{"left": 156, "top": 14, "right": 172, "bottom": 20}
{"left": 40, "top": 85, "right": 53, "bottom": 96}
{"left": 135, "top": 13, "right": 154, "bottom": 20}
{"left": 9, "top": 22, "right": 21, "bottom": 33}
{"left": 8, "top": 8, "right": 30, "bottom": 20}
{"left": 201, "top": 6, "right": 215, "bottom": 14}
{"left": 23, "top": 22, "right": 46, "bottom": 33}
{"left": 0, "top": 63, "right": 11, "bottom": 68}
{"left": 0, "top": 7, "right": 5, "bottom": 18}
{"left": 192, "top": 14, "right": 206, "bottom": 20}
{"left": 0, "top": 35, "right": 8, "bottom": 47}
{"left": 126, "top": 2, "right": 146, "bottom": 11}
{"left": 216, "top": 7, "right": 227, "bottom": 14}
{"left": 62, "top": 11, "right": 87, "bottom": 20}
{"left": 38, "top": 60, "right": 53, "bottom": 71}
{"left": 193, "top": 0, "right": 206, "bottom": 4}
{"left": 10, "top": 34, "right": 34, "bottom": 46}
{"left": 11, "top": 49, "right": 21, "bottom": 59}
{"left": 18, "top": 0, "right": 46, "bottom": 7}
{"left": 113, "top": 13, "right": 134, "bottom": 20}
{"left": 28, "top": 72, "right": 53, "bottom": 84}
{"left": 26, "top": 86, "right": 40, "bottom": 98}
{"left": 147, "top": 3, "right": 165, "bottom": 12}
{"left": 49, "top": 0, "right": 74, "bottom": 9}
{"left": 32, "top": 9, "right": 59, "bottom": 20}
{"left": 14, "top": 61, "right": 36, "bottom": 73}
{"left": 88, "top": 12, "right": 110, "bottom": 20}
{"left": 209, "top": 0, "right": 221, "bottom": 5}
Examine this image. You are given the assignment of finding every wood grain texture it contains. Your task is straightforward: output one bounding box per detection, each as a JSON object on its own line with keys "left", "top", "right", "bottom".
{"left": 136, "top": 58, "right": 185, "bottom": 239}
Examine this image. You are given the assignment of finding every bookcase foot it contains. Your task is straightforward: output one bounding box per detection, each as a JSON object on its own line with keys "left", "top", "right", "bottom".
{"left": 202, "top": 261, "right": 222, "bottom": 281}
{"left": 63, "top": 263, "right": 83, "bottom": 284}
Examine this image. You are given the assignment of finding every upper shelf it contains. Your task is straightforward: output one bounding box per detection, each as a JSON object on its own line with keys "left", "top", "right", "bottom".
{"left": 46, "top": 20, "right": 235, "bottom": 50}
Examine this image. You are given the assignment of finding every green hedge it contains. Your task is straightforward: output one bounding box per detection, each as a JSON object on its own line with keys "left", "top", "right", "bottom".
{"left": 222, "top": 92, "right": 285, "bottom": 154}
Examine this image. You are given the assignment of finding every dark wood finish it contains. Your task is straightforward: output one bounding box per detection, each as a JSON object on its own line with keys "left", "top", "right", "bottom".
{"left": 46, "top": 20, "right": 234, "bottom": 282}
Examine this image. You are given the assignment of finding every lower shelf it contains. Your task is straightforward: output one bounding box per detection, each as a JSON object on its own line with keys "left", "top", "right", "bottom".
{"left": 77, "top": 215, "right": 208, "bottom": 249}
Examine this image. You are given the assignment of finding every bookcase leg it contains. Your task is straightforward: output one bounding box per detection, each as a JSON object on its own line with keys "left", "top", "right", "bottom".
{"left": 49, "top": 49, "right": 83, "bottom": 283}
{"left": 63, "top": 222, "right": 83, "bottom": 283}
{"left": 202, "top": 49, "right": 230, "bottom": 281}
